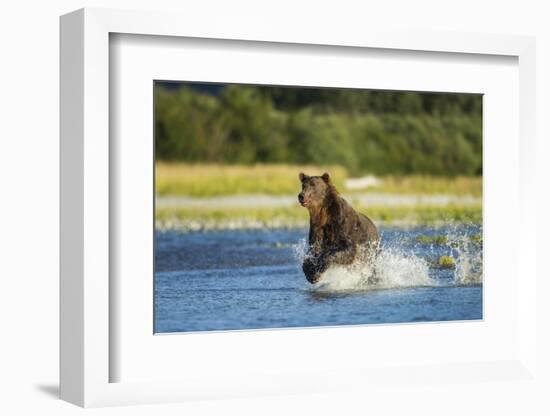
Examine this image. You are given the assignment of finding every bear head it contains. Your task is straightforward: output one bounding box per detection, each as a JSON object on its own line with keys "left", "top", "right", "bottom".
{"left": 297, "top": 172, "right": 332, "bottom": 210}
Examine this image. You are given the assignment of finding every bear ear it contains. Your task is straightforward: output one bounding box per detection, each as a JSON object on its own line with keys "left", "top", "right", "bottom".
{"left": 321, "top": 172, "right": 331, "bottom": 183}
{"left": 299, "top": 172, "right": 308, "bottom": 182}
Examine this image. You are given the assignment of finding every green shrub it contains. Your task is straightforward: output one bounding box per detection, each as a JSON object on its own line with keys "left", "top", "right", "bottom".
{"left": 155, "top": 84, "right": 482, "bottom": 177}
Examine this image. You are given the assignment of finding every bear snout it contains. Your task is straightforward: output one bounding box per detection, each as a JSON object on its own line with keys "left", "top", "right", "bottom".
{"left": 298, "top": 193, "right": 305, "bottom": 205}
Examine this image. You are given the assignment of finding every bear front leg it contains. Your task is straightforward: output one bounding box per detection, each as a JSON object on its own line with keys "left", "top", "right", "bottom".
{"left": 302, "top": 256, "right": 324, "bottom": 284}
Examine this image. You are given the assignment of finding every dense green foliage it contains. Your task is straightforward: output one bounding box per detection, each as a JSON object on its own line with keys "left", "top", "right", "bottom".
{"left": 155, "top": 83, "right": 482, "bottom": 176}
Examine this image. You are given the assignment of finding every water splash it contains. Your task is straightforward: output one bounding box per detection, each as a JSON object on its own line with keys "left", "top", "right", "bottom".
{"left": 292, "top": 225, "right": 482, "bottom": 292}
{"left": 292, "top": 238, "right": 309, "bottom": 263}
{"left": 293, "top": 239, "right": 432, "bottom": 292}
{"left": 314, "top": 249, "right": 432, "bottom": 292}
{"left": 445, "top": 227, "right": 483, "bottom": 285}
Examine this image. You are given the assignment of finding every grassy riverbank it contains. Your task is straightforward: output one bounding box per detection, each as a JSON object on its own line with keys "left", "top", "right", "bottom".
{"left": 156, "top": 163, "right": 482, "bottom": 197}
{"left": 155, "top": 163, "right": 482, "bottom": 231}
{"left": 156, "top": 203, "right": 482, "bottom": 231}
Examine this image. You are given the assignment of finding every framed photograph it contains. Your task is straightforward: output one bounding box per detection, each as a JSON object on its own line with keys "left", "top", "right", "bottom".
{"left": 152, "top": 80, "right": 484, "bottom": 334}
{"left": 60, "top": 8, "right": 538, "bottom": 407}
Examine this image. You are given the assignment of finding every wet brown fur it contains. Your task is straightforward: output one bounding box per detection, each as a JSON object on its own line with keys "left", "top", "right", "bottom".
{"left": 298, "top": 172, "right": 380, "bottom": 283}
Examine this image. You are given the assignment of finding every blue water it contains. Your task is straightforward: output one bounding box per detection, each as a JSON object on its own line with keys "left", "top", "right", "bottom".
{"left": 154, "top": 226, "right": 482, "bottom": 333}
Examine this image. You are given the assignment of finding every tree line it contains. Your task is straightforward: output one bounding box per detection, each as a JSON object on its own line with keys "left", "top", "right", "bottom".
{"left": 155, "top": 83, "right": 482, "bottom": 176}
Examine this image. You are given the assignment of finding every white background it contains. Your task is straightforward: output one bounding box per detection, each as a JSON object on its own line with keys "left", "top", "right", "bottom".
{"left": 1, "top": 1, "right": 548, "bottom": 415}
{"left": 112, "top": 34, "right": 519, "bottom": 383}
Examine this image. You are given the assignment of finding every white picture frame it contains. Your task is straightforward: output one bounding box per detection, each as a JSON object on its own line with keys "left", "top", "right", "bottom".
{"left": 60, "top": 7, "right": 537, "bottom": 408}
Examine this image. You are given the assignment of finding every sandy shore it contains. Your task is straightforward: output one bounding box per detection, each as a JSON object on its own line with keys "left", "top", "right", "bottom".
{"left": 156, "top": 193, "right": 481, "bottom": 209}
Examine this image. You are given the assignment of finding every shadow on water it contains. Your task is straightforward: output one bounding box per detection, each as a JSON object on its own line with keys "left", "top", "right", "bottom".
{"left": 305, "top": 289, "right": 372, "bottom": 302}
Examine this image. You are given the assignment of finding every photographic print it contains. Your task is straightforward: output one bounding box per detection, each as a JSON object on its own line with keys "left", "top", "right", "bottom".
{"left": 154, "top": 82, "right": 482, "bottom": 333}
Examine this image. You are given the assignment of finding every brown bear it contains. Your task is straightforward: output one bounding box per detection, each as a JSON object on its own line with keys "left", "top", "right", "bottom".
{"left": 298, "top": 172, "right": 380, "bottom": 284}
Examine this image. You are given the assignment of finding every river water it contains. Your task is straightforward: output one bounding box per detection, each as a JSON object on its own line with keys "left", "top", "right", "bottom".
{"left": 154, "top": 225, "right": 482, "bottom": 333}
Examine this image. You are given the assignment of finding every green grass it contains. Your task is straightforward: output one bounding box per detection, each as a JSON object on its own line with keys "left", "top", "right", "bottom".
{"left": 414, "top": 233, "right": 482, "bottom": 248}
{"left": 154, "top": 163, "right": 482, "bottom": 230}
{"left": 156, "top": 163, "right": 348, "bottom": 197}
{"left": 362, "top": 204, "right": 482, "bottom": 224}
{"left": 469, "top": 234, "right": 483, "bottom": 244}
{"left": 155, "top": 163, "right": 482, "bottom": 197}
{"left": 415, "top": 235, "right": 449, "bottom": 245}
{"left": 437, "top": 255, "right": 456, "bottom": 269}
{"left": 371, "top": 175, "right": 482, "bottom": 197}
{"left": 156, "top": 203, "right": 482, "bottom": 230}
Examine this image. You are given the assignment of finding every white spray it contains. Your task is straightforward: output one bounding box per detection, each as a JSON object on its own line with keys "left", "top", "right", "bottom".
{"left": 293, "top": 225, "right": 482, "bottom": 292}
{"left": 293, "top": 239, "right": 432, "bottom": 292}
